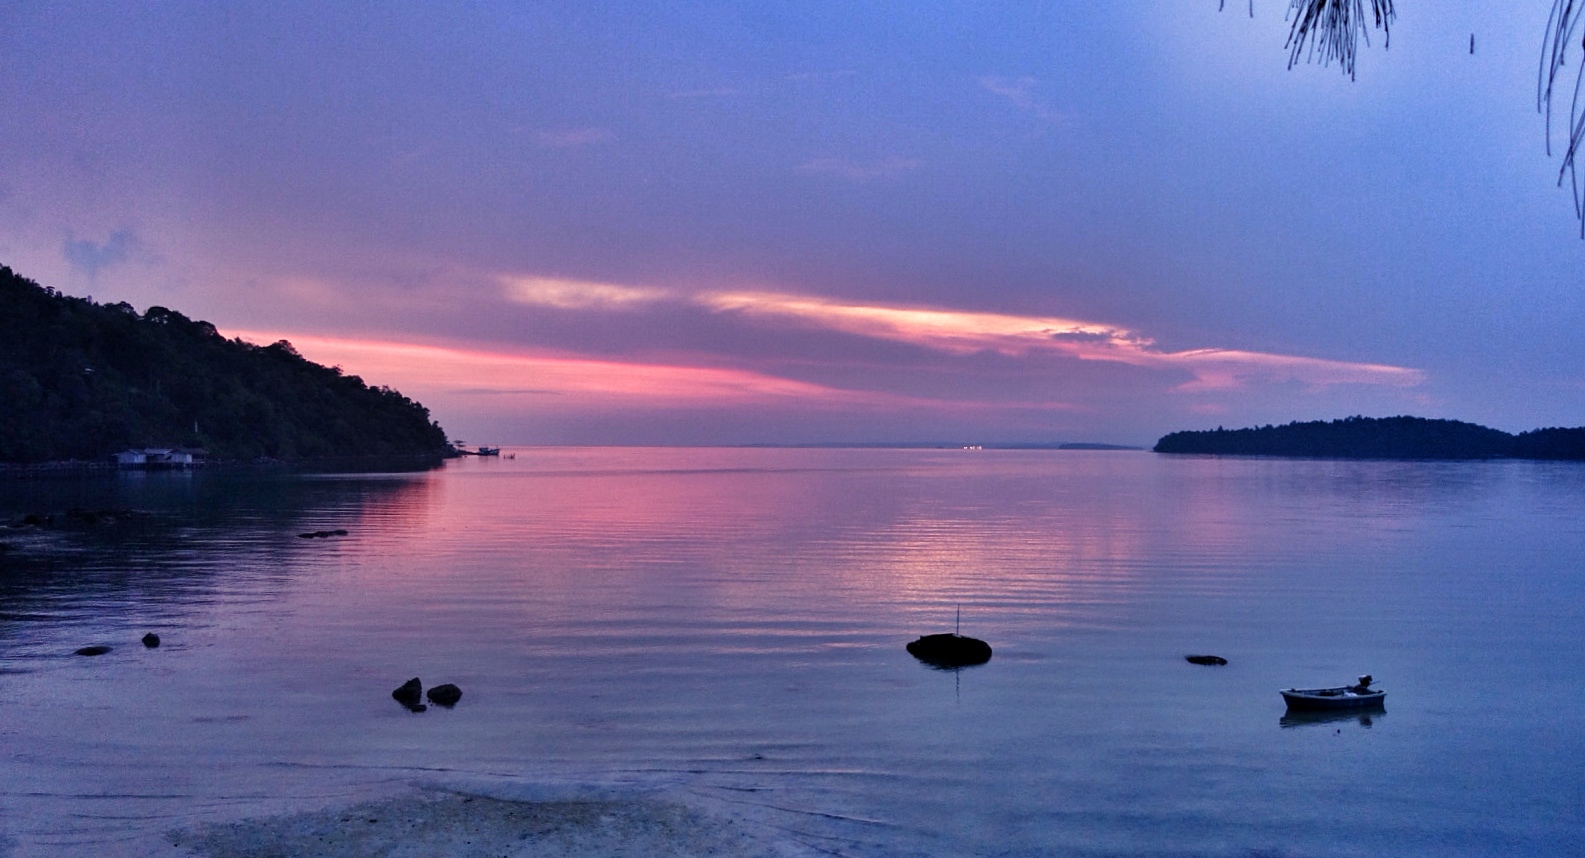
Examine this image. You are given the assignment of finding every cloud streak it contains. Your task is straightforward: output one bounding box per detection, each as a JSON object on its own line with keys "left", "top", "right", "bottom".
{"left": 795, "top": 157, "right": 924, "bottom": 181}
{"left": 223, "top": 330, "right": 864, "bottom": 405}
{"left": 697, "top": 291, "right": 1424, "bottom": 392}
{"left": 503, "top": 276, "right": 671, "bottom": 310}
{"left": 979, "top": 76, "right": 1071, "bottom": 125}
{"left": 63, "top": 229, "right": 141, "bottom": 277}
{"left": 497, "top": 275, "right": 1423, "bottom": 394}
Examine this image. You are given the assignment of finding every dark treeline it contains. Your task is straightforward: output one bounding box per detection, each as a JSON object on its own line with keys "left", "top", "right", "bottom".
{"left": 0, "top": 265, "right": 450, "bottom": 463}
{"left": 1154, "top": 416, "right": 1585, "bottom": 460}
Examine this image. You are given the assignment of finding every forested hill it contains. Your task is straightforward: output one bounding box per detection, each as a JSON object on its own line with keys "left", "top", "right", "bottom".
{"left": 0, "top": 265, "right": 450, "bottom": 464}
{"left": 1154, "top": 416, "right": 1585, "bottom": 460}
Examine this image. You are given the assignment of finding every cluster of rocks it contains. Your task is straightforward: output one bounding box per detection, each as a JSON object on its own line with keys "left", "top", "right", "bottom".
{"left": 391, "top": 677, "right": 463, "bottom": 712}
{"left": 297, "top": 529, "right": 349, "bottom": 539}
{"left": 74, "top": 632, "right": 161, "bottom": 657}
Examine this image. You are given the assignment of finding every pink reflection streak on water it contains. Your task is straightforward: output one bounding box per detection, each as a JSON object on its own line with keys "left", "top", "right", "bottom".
{"left": 313, "top": 450, "right": 1163, "bottom": 643}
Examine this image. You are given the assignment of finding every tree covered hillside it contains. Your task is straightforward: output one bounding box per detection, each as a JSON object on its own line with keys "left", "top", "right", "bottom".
{"left": 1154, "top": 416, "right": 1585, "bottom": 461}
{"left": 0, "top": 265, "right": 449, "bottom": 463}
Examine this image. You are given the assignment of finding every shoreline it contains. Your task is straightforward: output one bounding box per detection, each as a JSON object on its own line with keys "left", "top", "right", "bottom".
{"left": 171, "top": 784, "right": 803, "bottom": 858}
{"left": 0, "top": 452, "right": 455, "bottom": 479}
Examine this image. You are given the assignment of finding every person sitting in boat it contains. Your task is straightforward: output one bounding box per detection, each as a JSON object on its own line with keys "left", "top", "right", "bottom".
{"left": 1350, "top": 674, "right": 1374, "bottom": 693}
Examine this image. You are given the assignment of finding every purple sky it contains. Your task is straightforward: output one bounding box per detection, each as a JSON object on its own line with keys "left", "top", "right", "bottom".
{"left": 3, "top": 2, "right": 1582, "bottom": 445}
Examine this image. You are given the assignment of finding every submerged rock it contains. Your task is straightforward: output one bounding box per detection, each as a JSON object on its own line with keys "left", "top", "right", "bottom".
{"left": 298, "top": 529, "right": 350, "bottom": 539}
{"left": 1185, "top": 654, "right": 1228, "bottom": 666}
{"left": 392, "top": 677, "right": 423, "bottom": 709}
{"left": 142, "top": 632, "right": 161, "bottom": 648}
{"left": 75, "top": 645, "right": 112, "bottom": 656}
{"left": 906, "top": 633, "right": 992, "bottom": 668}
{"left": 66, "top": 507, "right": 130, "bottom": 524}
{"left": 426, "top": 683, "right": 462, "bottom": 707}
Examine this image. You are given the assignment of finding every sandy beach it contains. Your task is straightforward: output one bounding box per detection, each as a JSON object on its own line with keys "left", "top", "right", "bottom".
{"left": 171, "top": 787, "right": 802, "bottom": 858}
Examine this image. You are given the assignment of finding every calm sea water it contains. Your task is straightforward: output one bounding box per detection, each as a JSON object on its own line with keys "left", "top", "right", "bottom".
{"left": 1, "top": 448, "right": 1581, "bottom": 856}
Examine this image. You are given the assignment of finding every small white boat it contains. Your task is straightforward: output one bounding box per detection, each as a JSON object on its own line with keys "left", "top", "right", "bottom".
{"left": 1280, "top": 675, "right": 1385, "bottom": 711}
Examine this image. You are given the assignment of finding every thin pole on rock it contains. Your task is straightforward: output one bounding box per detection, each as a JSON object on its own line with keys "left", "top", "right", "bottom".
{"left": 956, "top": 604, "right": 961, "bottom": 635}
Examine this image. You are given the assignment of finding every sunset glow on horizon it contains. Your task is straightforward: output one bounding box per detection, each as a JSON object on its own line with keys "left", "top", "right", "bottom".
{"left": 223, "top": 284, "right": 1426, "bottom": 445}
{"left": 3, "top": 3, "right": 1579, "bottom": 444}
{"left": 225, "top": 330, "right": 862, "bottom": 404}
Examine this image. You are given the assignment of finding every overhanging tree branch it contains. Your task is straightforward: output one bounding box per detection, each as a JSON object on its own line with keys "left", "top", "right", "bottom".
{"left": 1223, "top": 1, "right": 1585, "bottom": 235}
{"left": 1284, "top": 0, "right": 1395, "bottom": 81}
{"left": 1540, "top": 1, "right": 1585, "bottom": 233}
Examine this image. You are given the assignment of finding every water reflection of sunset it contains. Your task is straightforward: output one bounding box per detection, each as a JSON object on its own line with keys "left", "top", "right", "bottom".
{"left": 7, "top": 449, "right": 1580, "bottom": 858}
{"left": 315, "top": 450, "right": 1162, "bottom": 637}
{"left": 269, "top": 447, "right": 1488, "bottom": 667}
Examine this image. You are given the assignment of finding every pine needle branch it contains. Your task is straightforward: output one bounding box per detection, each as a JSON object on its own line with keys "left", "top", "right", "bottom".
{"left": 1284, "top": 0, "right": 1395, "bottom": 81}
{"left": 1540, "top": 0, "right": 1585, "bottom": 234}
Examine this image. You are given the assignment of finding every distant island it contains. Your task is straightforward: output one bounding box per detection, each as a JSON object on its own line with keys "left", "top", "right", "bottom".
{"left": 1154, "top": 416, "right": 1585, "bottom": 461}
{"left": 0, "top": 265, "right": 451, "bottom": 464}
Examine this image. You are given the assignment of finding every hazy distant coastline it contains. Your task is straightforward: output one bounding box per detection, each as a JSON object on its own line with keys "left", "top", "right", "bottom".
{"left": 737, "top": 442, "right": 1145, "bottom": 450}
{"left": 1154, "top": 416, "right": 1585, "bottom": 461}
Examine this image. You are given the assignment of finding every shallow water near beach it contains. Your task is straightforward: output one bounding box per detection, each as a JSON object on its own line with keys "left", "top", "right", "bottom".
{"left": 1, "top": 448, "right": 1582, "bottom": 856}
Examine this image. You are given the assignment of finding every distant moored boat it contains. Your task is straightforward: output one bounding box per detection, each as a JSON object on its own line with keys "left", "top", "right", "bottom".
{"left": 1280, "top": 675, "right": 1385, "bottom": 710}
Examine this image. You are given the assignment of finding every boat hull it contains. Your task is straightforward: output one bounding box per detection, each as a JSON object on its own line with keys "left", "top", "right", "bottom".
{"left": 1280, "top": 687, "right": 1386, "bottom": 711}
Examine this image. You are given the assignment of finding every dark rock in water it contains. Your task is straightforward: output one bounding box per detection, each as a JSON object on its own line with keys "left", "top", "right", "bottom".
{"left": 142, "top": 633, "right": 161, "bottom": 648}
{"left": 426, "top": 683, "right": 462, "bottom": 707}
{"left": 392, "top": 677, "right": 423, "bottom": 709}
{"left": 331, "top": 529, "right": 348, "bottom": 536}
{"left": 62, "top": 508, "right": 138, "bottom": 525}
{"left": 75, "top": 645, "right": 112, "bottom": 656}
{"left": 21, "top": 513, "right": 53, "bottom": 527}
{"left": 1185, "top": 654, "right": 1228, "bottom": 666}
{"left": 298, "top": 529, "right": 350, "bottom": 539}
{"left": 906, "top": 633, "right": 992, "bottom": 668}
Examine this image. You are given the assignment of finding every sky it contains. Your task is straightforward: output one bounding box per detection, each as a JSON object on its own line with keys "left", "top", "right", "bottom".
{"left": 3, "top": 1, "right": 1583, "bottom": 446}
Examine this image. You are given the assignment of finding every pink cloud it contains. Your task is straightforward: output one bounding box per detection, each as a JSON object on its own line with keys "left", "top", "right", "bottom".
{"left": 221, "top": 329, "right": 1091, "bottom": 429}
{"left": 698, "top": 291, "right": 1424, "bottom": 392}
{"left": 1165, "top": 349, "right": 1423, "bottom": 392}
{"left": 501, "top": 275, "right": 670, "bottom": 310}
{"left": 224, "top": 330, "right": 851, "bottom": 405}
